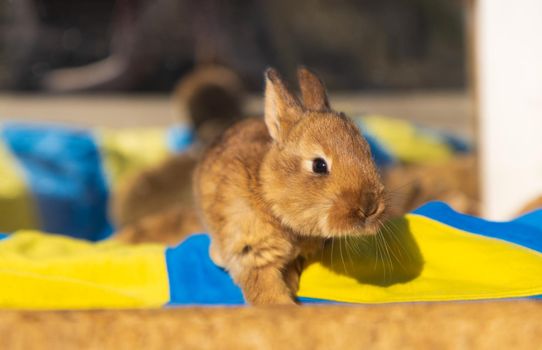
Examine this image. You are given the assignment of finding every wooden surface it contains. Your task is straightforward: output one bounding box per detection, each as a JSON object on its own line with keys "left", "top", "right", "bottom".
{"left": 0, "top": 301, "right": 540, "bottom": 349}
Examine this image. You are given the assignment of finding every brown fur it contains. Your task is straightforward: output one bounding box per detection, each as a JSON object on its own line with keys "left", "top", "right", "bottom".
{"left": 193, "top": 67, "right": 386, "bottom": 304}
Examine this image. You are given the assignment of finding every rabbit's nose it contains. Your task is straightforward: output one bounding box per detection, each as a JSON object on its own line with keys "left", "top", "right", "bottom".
{"left": 359, "top": 192, "right": 379, "bottom": 219}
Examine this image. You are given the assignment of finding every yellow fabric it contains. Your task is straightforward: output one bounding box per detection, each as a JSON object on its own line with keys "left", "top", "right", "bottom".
{"left": 0, "top": 143, "right": 38, "bottom": 232}
{"left": 98, "top": 128, "right": 170, "bottom": 187}
{"left": 361, "top": 115, "right": 454, "bottom": 163}
{"left": 298, "top": 214, "right": 542, "bottom": 303}
{"left": 0, "top": 231, "right": 169, "bottom": 309}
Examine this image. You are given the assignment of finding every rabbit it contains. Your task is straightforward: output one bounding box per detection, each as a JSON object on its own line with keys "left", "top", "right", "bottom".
{"left": 193, "top": 67, "right": 387, "bottom": 305}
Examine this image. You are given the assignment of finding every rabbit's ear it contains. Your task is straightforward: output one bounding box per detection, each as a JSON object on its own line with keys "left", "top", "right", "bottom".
{"left": 264, "top": 68, "right": 303, "bottom": 142}
{"left": 297, "top": 67, "right": 330, "bottom": 111}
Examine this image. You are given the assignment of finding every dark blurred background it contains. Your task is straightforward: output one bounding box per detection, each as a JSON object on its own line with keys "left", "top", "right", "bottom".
{"left": 0, "top": 0, "right": 466, "bottom": 92}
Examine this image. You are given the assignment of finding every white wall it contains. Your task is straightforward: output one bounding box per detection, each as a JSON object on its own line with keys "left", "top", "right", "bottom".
{"left": 476, "top": 0, "right": 542, "bottom": 219}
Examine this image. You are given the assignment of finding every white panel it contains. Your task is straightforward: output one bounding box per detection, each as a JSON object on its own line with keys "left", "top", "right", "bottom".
{"left": 476, "top": 0, "right": 542, "bottom": 219}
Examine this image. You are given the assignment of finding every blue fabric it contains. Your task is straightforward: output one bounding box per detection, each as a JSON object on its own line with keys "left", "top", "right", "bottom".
{"left": 166, "top": 234, "right": 245, "bottom": 305}
{"left": 412, "top": 201, "right": 542, "bottom": 253}
{"left": 0, "top": 233, "right": 7, "bottom": 240}
{"left": 1, "top": 123, "right": 112, "bottom": 241}
{"left": 167, "top": 124, "right": 195, "bottom": 153}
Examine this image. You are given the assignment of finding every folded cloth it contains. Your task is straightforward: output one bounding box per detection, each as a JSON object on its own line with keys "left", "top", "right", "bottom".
{"left": 1, "top": 202, "right": 541, "bottom": 309}
{"left": 0, "top": 231, "right": 169, "bottom": 309}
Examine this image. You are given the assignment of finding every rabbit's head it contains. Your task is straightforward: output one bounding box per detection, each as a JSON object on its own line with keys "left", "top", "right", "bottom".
{"left": 260, "top": 67, "right": 386, "bottom": 237}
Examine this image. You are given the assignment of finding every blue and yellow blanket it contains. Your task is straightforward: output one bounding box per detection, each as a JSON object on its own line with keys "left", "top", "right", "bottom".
{"left": 1, "top": 202, "right": 541, "bottom": 309}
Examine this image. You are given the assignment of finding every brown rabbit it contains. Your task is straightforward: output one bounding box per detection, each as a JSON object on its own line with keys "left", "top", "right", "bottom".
{"left": 194, "top": 67, "right": 387, "bottom": 305}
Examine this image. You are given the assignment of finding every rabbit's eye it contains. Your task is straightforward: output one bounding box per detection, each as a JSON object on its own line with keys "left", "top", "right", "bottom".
{"left": 312, "top": 158, "right": 328, "bottom": 174}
